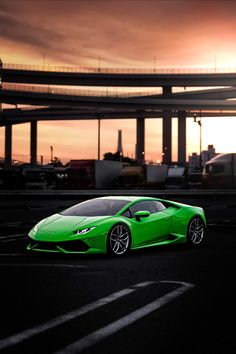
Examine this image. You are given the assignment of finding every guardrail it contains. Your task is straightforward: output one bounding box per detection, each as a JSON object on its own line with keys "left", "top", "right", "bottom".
{"left": 3, "top": 63, "right": 236, "bottom": 74}
{"left": 2, "top": 83, "right": 231, "bottom": 99}
{"left": 0, "top": 189, "right": 236, "bottom": 199}
{"left": 2, "top": 83, "right": 162, "bottom": 98}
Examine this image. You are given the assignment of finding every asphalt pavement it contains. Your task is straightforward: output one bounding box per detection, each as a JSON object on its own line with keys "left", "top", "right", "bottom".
{"left": 0, "top": 200, "right": 235, "bottom": 354}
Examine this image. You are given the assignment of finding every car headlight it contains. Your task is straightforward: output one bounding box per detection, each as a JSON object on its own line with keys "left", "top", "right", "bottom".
{"left": 75, "top": 227, "right": 96, "bottom": 235}
{"left": 32, "top": 223, "right": 39, "bottom": 232}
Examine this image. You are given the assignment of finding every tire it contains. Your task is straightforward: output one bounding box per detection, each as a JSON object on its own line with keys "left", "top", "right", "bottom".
{"left": 107, "top": 224, "right": 131, "bottom": 256}
{"left": 187, "top": 217, "right": 205, "bottom": 246}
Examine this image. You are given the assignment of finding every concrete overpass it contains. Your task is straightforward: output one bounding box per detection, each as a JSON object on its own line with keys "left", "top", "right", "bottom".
{"left": 2, "top": 107, "right": 236, "bottom": 125}
{"left": 1, "top": 64, "right": 236, "bottom": 168}
{"left": 3, "top": 87, "right": 236, "bottom": 110}
{"left": 2, "top": 64, "right": 236, "bottom": 87}
{"left": 1, "top": 105, "right": 236, "bottom": 169}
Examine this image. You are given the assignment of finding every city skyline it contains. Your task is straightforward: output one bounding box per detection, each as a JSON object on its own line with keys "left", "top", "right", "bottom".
{"left": 1, "top": 0, "right": 236, "bottom": 162}
{"left": 1, "top": 118, "right": 234, "bottom": 164}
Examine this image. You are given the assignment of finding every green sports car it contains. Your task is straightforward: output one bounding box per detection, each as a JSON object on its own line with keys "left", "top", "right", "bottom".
{"left": 27, "top": 196, "right": 206, "bottom": 256}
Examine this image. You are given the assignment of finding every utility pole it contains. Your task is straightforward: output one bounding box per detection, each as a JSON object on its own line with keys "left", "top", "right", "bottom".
{"left": 154, "top": 55, "right": 156, "bottom": 73}
{"left": 98, "top": 55, "right": 101, "bottom": 72}
{"left": 50, "top": 145, "right": 53, "bottom": 163}
{"left": 97, "top": 118, "right": 101, "bottom": 160}
{"left": 42, "top": 51, "right": 46, "bottom": 70}
{"left": 0, "top": 58, "right": 2, "bottom": 112}
{"left": 199, "top": 111, "right": 202, "bottom": 169}
{"left": 193, "top": 111, "right": 202, "bottom": 170}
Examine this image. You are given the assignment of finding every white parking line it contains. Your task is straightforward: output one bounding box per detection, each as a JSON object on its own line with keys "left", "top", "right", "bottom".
{"left": 0, "top": 253, "right": 26, "bottom": 256}
{"left": 0, "top": 238, "right": 27, "bottom": 243}
{"left": 54, "top": 281, "right": 194, "bottom": 354}
{"left": 0, "top": 233, "right": 26, "bottom": 240}
{"left": 0, "top": 222, "right": 23, "bottom": 227}
{"left": 0, "top": 281, "right": 154, "bottom": 351}
{"left": 0, "top": 264, "right": 88, "bottom": 269}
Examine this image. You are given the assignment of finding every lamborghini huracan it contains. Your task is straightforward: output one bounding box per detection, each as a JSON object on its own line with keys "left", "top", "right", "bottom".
{"left": 27, "top": 196, "right": 206, "bottom": 256}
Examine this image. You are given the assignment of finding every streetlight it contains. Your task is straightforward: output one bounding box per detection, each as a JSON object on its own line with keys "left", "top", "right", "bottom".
{"left": 50, "top": 145, "right": 53, "bottom": 163}
{"left": 214, "top": 54, "right": 217, "bottom": 73}
{"left": 97, "top": 117, "right": 101, "bottom": 160}
{"left": 98, "top": 55, "right": 101, "bottom": 72}
{"left": 153, "top": 55, "right": 157, "bottom": 73}
{"left": 42, "top": 51, "right": 46, "bottom": 70}
{"left": 193, "top": 111, "right": 202, "bottom": 169}
{"left": 0, "top": 58, "right": 2, "bottom": 112}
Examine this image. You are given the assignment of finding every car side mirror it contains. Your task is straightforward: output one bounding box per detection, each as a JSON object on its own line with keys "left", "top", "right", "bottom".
{"left": 134, "top": 210, "right": 150, "bottom": 221}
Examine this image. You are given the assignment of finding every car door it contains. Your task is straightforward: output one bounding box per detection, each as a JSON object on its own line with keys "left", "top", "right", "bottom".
{"left": 129, "top": 201, "right": 170, "bottom": 247}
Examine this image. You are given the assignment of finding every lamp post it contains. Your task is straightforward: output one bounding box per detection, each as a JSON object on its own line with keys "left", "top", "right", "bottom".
{"left": 154, "top": 55, "right": 156, "bottom": 73}
{"left": 42, "top": 51, "right": 46, "bottom": 70}
{"left": 98, "top": 55, "right": 101, "bottom": 72}
{"left": 50, "top": 145, "right": 53, "bottom": 163}
{"left": 97, "top": 117, "right": 101, "bottom": 160}
{"left": 0, "top": 58, "right": 2, "bottom": 112}
{"left": 193, "top": 111, "right": 202, "bottom": 170}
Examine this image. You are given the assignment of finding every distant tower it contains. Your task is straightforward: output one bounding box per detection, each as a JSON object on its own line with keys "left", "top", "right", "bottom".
{"left": 117, "top": 129, "right": 123, "bottom": 157}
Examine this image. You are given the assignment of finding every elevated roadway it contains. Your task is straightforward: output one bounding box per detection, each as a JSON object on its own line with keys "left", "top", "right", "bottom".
{"left": 2, "top": 107, "right": 236, "bottom": 126}
{"left": 1, "top": 64, "right": 236, "bottom": 168}
{"left": 2, "top": 88, "right": 236, "bottom": 110}
{"left": 2, "top": 64, "right": 236, "bottom": 86}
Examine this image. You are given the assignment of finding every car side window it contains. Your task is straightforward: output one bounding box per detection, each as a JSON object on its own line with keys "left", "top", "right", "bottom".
{"left": 129, "top": 201, "right": 159, "bottom": 217}
{"left": 121, "top": 208, "right": 132, "bottom": 218}
{"left": 154, "top": 201, "right": 166, "bottom": 212}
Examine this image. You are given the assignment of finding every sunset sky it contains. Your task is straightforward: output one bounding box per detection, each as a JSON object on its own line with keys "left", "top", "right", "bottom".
{"left": 0, "top": 0, "right": 236, "bottom": 163}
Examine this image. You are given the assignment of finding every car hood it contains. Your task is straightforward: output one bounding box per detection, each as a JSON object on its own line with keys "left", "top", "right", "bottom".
{"left": 33, "top": 213, "right": 112, "bottom": 241}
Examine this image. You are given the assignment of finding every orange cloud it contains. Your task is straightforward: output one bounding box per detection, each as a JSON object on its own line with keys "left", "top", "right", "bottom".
{"left": 1, "top": 0, "right": 236, "bottom": 162}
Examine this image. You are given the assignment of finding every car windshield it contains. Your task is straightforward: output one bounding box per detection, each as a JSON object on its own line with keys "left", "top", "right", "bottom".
{"left": 60, "top": 199, "right": 130, "bottom": 217}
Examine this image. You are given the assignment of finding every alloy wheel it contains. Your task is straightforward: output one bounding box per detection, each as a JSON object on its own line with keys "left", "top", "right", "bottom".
{"left": 188, "top": 217, "right": 205, "bottom": 245}
{"left": 109, "top": 224, "right": 130, "bottom": 255}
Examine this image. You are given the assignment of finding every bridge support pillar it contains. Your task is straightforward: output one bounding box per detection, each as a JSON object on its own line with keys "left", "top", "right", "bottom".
{"left": 136, "top": 114, "right": 145, "bottom": 164}
{"left": 177, "top": 110, "right": 187, "bottom": 164}
{"left": 162, "top": 110, "right": 172, "bottom": 165}
{"left": 5, "top": 123, "right": 12, "bottom": 169}
{"left": 30, "top": 121, "right": 37, "bottom": 165}
{"left": 162, "top": 86, "right": 172, "bottom": 165}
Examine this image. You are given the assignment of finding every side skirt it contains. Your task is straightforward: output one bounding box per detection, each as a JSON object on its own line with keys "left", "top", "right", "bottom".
{"left": 131, "top": 233, "right": 186, "bottom": 250}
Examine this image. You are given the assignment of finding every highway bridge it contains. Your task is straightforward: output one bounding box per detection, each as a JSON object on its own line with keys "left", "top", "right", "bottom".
{"left": 2, "top": 63, "right": 236, "bottom": 86}
{"left": 1, "top": 63, "right": 236, "bottom": 167}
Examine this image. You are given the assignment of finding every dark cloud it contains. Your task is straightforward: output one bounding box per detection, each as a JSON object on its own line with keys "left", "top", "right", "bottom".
{"left": 1, "top": 0, "right": 236, "bottom": 160}
{"left": 1, "top": 0, "right": 236, "bottom": 67}
{"left": 0, "top": 13, "right": 61, "bottom": 49}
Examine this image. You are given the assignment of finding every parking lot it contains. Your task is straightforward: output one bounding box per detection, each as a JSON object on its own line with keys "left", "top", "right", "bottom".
{"left": 0, "top": 196, "right": 235, "bottom": 353}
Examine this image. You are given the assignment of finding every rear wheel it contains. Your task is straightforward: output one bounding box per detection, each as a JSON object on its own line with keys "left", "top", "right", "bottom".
{"left": 187, "top": 217, "right": 205, "bottom": 246}
{"left": 107, "top": 224, "right": 130, "bottom": 256}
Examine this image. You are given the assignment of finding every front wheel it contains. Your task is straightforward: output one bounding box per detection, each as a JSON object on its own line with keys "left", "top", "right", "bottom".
{"left": 187, "top": 217, "right": 205, "bottom": 246}
{"left": 107, "top": 224, "right": 131, "bottom": 256}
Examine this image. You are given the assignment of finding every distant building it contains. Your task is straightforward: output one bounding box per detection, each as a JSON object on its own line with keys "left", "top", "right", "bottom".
{"left": 201, "top": 144, "right": 216, "bottom": 166}
{"left": 188, "top": 152, "right": 200, "bottom": 172}
{"left": 189, "top": 144, "right": 217, "bottom": 172}
{"left": 117, "top": 129, "right": 123, "bottom": 156}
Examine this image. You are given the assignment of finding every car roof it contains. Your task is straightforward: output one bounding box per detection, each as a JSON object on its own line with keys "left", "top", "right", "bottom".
{"left": 96, "top": 196, "right": 157, "bottom": 202}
